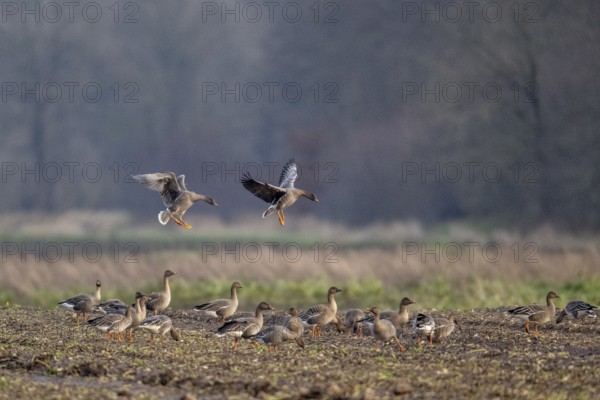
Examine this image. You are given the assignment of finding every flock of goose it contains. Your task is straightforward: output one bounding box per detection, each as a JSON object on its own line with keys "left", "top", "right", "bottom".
{"left": 55, "top": 159, "right": 598, "bottom": 350}
{"left": 57, "top": 270, "right": 180, "bottom": 343}
{"left": 57, "top": 272, "right": 598, "bottom": 352}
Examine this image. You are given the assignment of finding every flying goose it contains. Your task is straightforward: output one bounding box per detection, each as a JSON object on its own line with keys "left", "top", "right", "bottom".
{"left": 133, "top": 172, "right": 217, "bottom": 229}
{"left": 241, "top": 159, "right": 319, "bottom": 226}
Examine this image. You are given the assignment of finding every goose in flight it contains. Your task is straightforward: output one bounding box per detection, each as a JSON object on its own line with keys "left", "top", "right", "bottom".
{"left": 133, "top": 172, "right": 217, "bottom": 229}
{"left": 241, "top": 159, "right": 318, "bottom": 226}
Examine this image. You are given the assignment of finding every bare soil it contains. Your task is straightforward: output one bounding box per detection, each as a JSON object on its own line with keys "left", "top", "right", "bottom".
{"left": 1, "top": 306, "right": 599, "bottom": 399}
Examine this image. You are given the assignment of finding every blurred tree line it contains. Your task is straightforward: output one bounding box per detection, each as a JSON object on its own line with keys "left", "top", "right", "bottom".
{"left": 0, "top": 0, "right": 598, "bottom": 230}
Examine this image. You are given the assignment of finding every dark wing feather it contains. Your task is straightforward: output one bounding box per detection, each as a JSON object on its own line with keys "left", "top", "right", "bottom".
{"left": 567, "top": 301, "right": 596, "bottom": 313}
{"left": 278, "top": 159, "right": 298, "bottom": 189}
{"left": 241, "top": 174, "right": 286, "bottom": 203}
{"left": 194, "top": 299, "right": 230, "bottom": 312}
{"left": 217, "top": 318, "right": 251, "bottom": 334}
{"left": 298, "top": 304, "right": 326, "bottom": 320}
{"left": 133, "top": 172, "right": 183, "bottom": 206}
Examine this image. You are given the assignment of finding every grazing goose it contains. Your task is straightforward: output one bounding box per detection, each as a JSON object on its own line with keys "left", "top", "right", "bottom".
{"left": 343, "top": 308, "right": 366, "bottom": 336}
{"left": 298, "top": 287, "right": 343, "bottom": 338}
{"left": 88, "top": 303, "right": 133, "bottom": 342}
{"left": 412, "top": 313, "right": 435, "bottom": 346}
{"left": 432, "top": 316, "right": 456, "bottom": 343}
{"left": 331, "top": 313, "right": 346, "bottom": 333}
{"left": 138, "top": 315, "right": 181, "bottom": 343}
{"left": 241, "top": 159, "right": 319, "bottom": 226}
{"left": 255, "top": 308, "right": 305, "bottom": 352}
{"left": 216, "top": 301, "right": 274, "bottom": 349}
{"left": 508, "top": 291, "right": 560, "bottom": 334}
{"left": 285, "top": 307, "right": 305, "bottom": 337}
{"left": 369, "top": 307, "right": 405, "bottom": 351}
{"left": 133, "top": 172, "right": 217, "bottom": 229}
{"left": 58, "top": 280, "right": 102, "bottom": 324}
{"left": 146, "top": 270, "right": 176, "bottom": 315}
{"left": 194, "top": 282, "right": 244, "bottom": 324}
{"left": 360, "top": 321, "right": 374, "bottom": 337}
{"left": 360, "top": 297, "right": 416, "bottom": 332}
{"left": 556, "top": 300, "right": 597, "bottom": 324}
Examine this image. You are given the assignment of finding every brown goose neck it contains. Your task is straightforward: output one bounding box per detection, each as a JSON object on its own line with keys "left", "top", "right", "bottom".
{"left": 163, "top": 275, "right": 171, "bottom": 295}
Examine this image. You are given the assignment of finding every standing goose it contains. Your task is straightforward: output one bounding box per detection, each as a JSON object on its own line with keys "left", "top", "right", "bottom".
{"left": 194, "top": 282, "right": 244, "bottom": 324}
{"left": 58, "top": 280, "right": 102, "bottom": 324}
{"left": 369, "top": 307, "right": 405, "bottom": 351}
{"left": 133, "top": 172, "right": 217, "bottom": 229}
{"left": 432, "top": 316, "right": 456, "bottom": 343}
{"left": 146, "top": 270, "right": 177, "bottom": 315}
{"left": 127, "top": 292, "right": 149, "bottom": 342}
{"left": 508, "top": 291, "right": 560, "bottom": 334}
{"left": 298, "top": 287, "right": 343, "bottom": 338}
{"left": 138, "top": 315, "right": 181, "bottom": 343}
{"left": 360, "top": 297, "right": 417, "bottom": 333}
{"left": 384, "top": 297, "right": 417, "bottom": 330}
{"left": 255, "top": 308, "right": 305, "bottom": 352}
{"left": 241, "top": 159, "right": 319, "bottom": 226}
{"left": 412, "top": 313, "right": 435, "bottom": 346}
{"left": 216, "top": 301, "right": 274, "bottom": 349}
{"left": 556, "top": 300, "right": 597, "bottom": 324}
{"left": 88, "top": 303, "right": 133, "bottom": 342}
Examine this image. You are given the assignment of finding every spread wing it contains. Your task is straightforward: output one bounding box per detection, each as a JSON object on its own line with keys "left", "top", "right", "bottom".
{"left": 133, "top": 172, "right": 183, "bottom": 206}
{"left": 241, "top": 174, "right": 286, "bottom": 204}
{"left": 177, "top": 175, "right": 187, "bottom": 191}
{"left": 278, "top": 159, "right": 298, "bottom": 189}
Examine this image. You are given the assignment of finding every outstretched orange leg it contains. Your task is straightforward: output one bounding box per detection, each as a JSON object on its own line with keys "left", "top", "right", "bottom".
{"left": 525, "top": 320, "right": 531, "bottom": 334}
{"left": 277, "top": 210, "right": 285, "bottom": 226}
{"left": 171, "top": 215, "right": 192, "bottom": 229}
{"left": 179, "top": 218, "right": 193, "bottom": 229}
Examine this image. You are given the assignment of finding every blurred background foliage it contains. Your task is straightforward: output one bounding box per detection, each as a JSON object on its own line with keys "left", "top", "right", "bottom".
{"left": 1, "top": 0, "right": 598, "bottom": 231}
